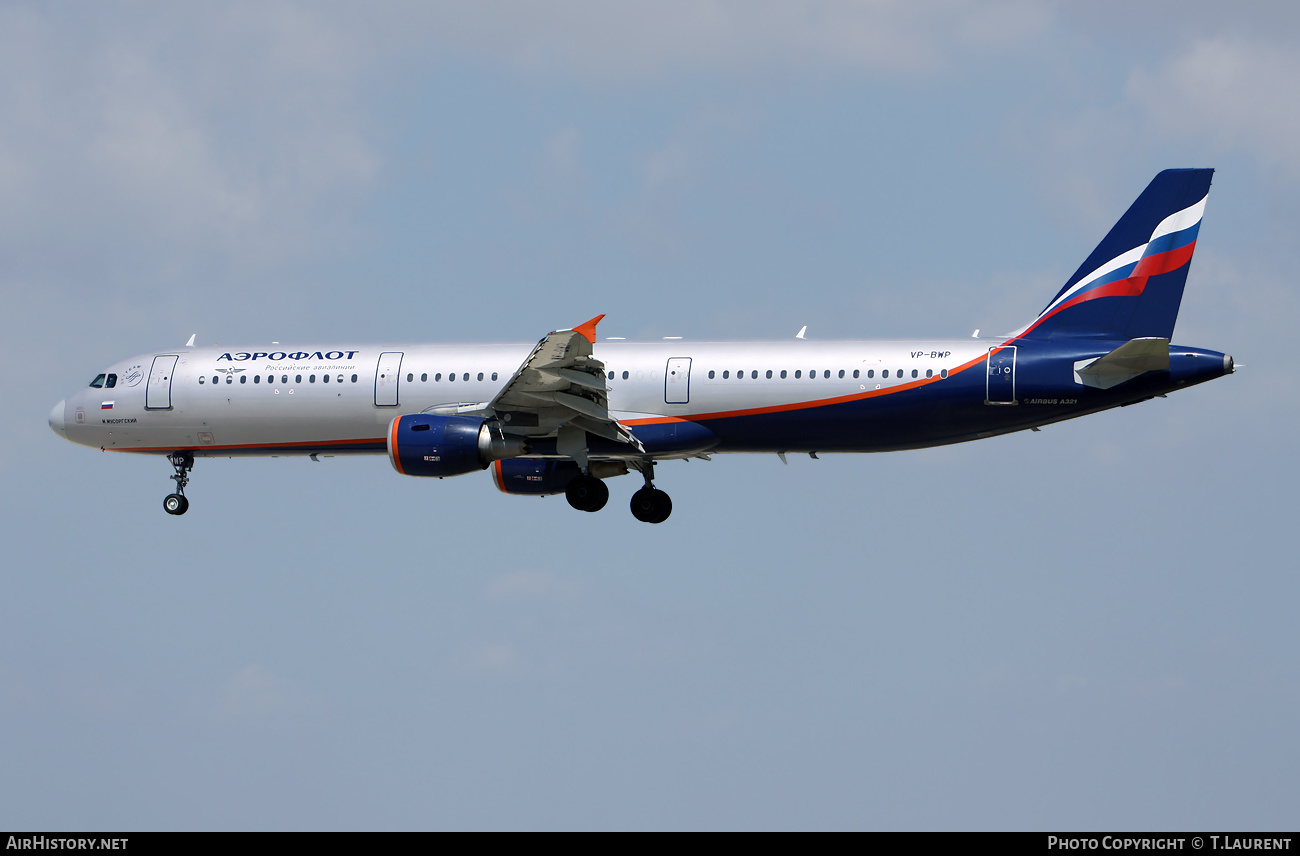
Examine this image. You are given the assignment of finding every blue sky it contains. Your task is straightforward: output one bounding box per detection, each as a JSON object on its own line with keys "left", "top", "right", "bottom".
{"left": 1, "top": 1, "right": 1296, "bottom": 830}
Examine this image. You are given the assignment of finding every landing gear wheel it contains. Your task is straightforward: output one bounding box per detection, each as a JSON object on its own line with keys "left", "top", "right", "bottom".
{"left": 630, "top": 487, "right": 672, "bottom": 523}
{"left": 566, "top": 474, "right": 609, "bottom": 512}
{"left": 163, "top": 493, "right": 189, "bottom": 515}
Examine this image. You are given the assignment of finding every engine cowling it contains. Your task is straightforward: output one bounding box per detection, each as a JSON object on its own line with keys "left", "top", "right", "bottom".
{"left": 387, "top": 414, "right": 526, "bottom": 478}
{"left": 491, "top": 459, "right": 627, "bottom": 495}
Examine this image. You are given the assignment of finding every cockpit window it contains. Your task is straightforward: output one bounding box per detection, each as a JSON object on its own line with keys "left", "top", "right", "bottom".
{"left": 105, "top": 373, "right": 118, "bottom": 389}
{"left": 89, "top": 374, "right": 106, "bottom": 388}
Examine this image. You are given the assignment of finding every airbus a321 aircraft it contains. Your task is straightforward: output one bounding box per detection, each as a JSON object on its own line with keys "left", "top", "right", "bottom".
{"left": 48, "top": 169, "right": 1233, "bottom": 523}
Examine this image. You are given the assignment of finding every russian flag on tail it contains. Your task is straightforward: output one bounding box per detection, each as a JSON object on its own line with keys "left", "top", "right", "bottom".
{"left": 1017, "top": 169, "right": 1213, "bottom": 342}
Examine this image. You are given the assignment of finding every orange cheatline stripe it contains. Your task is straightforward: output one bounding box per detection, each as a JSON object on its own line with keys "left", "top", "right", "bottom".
{"left": 128, "top": 436, "right": 386, "bottom": 453}
{"left": 491, "top": 459, "right": 507, "bottom": 493}
{"left": 621, "top": 355, "right": 986, "bottom": 425}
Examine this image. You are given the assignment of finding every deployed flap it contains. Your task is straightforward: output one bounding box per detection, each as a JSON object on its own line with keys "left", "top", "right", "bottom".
{"left": 488, "top": 316, "right": 644, "bottom": 452}
{"left": 1074, "top": 337, "right": 1170, "bottom": 389}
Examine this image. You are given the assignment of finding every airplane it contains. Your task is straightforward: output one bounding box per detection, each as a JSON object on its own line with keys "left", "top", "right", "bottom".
{"left": 47, "top": 169, "right": 1233, "bottom": 523}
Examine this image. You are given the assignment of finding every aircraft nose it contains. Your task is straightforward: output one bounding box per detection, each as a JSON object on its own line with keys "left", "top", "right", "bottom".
{"left": 48, "top": 399, "right": 66, "bottom": 438}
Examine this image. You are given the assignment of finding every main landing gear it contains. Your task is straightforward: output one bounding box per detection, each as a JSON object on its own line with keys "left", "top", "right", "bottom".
{"left": 563, "top": 461, "right": 673, "bottom": 523}
{"left": 629, "top": 462, "right": 672, "bottom": 524}
{"left": 565, "top": 473, "right": 609, "bottom": 513}
{"left": 163, "top": 452, "right": 193, "bottom": 516}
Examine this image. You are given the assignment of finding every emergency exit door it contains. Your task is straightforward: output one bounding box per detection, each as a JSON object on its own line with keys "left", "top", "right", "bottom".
{"left": 665, "top": 358, "right": 692, "bottom": 404}
{"left": 374, "top": 352, "right": 404, "bottom": 407}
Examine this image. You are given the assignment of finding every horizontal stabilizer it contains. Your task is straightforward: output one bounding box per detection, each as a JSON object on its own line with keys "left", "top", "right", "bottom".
{"left": 1074, "top": 337, "right": 1169, "bottom": 389}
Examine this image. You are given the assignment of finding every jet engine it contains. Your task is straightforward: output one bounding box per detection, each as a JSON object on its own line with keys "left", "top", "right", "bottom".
{"left": 387, "top": 414, "right": 527, "bottom": 478}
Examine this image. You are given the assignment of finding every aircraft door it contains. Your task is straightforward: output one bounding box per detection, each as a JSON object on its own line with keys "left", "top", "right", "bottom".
{"left": 665, "top": 358, "right": 691, "bottom": 404}
{"left": 375, "top": 351, "right": 404, "bottom": 406}
{"left": 145, "top": 355, "right": 179, "bottom": 410}
{"left": 986, "top": 346, "right": 1017, "bottom": 404}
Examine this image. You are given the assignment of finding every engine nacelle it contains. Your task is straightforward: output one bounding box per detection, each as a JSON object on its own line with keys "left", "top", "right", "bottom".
{"left": 387, "top": 414, "right": 527, "bottom": 478}
{"left": 491, "top": 459, "right": 628, "bottom": 495}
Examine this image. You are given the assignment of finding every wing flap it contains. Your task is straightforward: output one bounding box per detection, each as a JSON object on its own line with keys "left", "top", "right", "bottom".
{"left": 487, "top": 316, "right": 644, "bottom": 454}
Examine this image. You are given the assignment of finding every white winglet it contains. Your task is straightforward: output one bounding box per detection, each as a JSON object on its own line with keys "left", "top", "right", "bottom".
{"left": 795, "top": 326, "right": 807, "bottom": 339}
{"left": 185, "top": 334, "right": 196, "bottom": 348}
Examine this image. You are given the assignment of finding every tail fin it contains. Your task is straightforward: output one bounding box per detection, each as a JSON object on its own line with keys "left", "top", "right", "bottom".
{"left": 1018, "top": 168, "right": 1214, "bottom": 341}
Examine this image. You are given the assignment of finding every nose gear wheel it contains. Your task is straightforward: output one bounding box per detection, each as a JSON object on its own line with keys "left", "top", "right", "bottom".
{"left": 164, "top": 452, "right": 194, "bottom": 516}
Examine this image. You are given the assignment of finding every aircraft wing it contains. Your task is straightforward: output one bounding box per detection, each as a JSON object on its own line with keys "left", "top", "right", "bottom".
{"left": 487, "top": 315, "right": 645, "bottom": 454}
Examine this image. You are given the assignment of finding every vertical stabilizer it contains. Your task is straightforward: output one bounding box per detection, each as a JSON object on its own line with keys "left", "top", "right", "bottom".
{"left": 1018, "top": 169, "right": 1213, "bottom": 341}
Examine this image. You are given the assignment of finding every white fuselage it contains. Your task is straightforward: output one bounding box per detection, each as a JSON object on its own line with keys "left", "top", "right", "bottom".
{"left": 53, "top": 338, "right": 990, "bottom": 456}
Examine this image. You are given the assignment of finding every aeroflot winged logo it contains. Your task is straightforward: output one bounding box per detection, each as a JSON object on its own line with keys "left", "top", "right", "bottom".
{"left": 217, "top": 350, "right": 361, "bottom": 362}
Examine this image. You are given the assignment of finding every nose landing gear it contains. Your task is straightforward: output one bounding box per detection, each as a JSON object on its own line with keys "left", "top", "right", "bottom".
{"left": 163, "top": 452, "right": 193, "bottom": 516}
{"left": 630, "top": 461, "right": 672, "bottom": 524}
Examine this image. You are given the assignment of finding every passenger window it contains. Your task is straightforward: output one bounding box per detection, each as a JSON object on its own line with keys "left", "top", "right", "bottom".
{"left": 463, "top": 373, "right": 469, "bottom": 382}
{"left": 323, "top": 374, "right": 330, "bottom": 383}
{"left": 838, "top": 370, "right": 844, "bottom": 379}
{"left": 622, "top": 371, "right": 629, "bottom": 380}
{"left": 492, "top": 372, "right": 498, "bottom": 381}
{"left": 449, "top": 373, "right": 455, "bottom": 382}
{"left": 240, "top": 375, "right": 247, "bottom": 384}
{"left": 940, "top": 369, "right": 948, "bottom": 379}
{"left": 89, "top": 374, "right": 106, "bottom": 388}
{"left": 254, "top": 375, "right": 260, "bottom": 384}
{"left": 723, "top": 371, "right": 730, "bottom": 379}
{"left": 213, "top": 376, "right": 220, "bottom": 384}
{"left": 351, "top": 374, "right": 358, "bottom": 383}
{"left": 436, "top": 373, "right": 442, "bottom": 381}
{"left": 478, "top": 372, "right": 484, "bottom": 381}
{"left": 781, "top": 370, "right": 787, "bottom": 379}
{"left": 608, "top": 371, "right": 615, "bottom": 380}
{"left": 926, "top": 369, "right": 933, "bottom": 378}
{"left": 337, "top": 375, "right": 344, "bottom": 384}
{"left": 199, "top": 376, "right": 205, "bottom": 384}
{"left": 708, "top": 371, "right": 715, "bottom": 379}
{"left": 881, "top": 370, "right": 889, "bottom": 378}
{"left": 809, "top": 370, "right": 815, "bottom": 379}
{"left": 751, "top": 371, "right": 758, "bottom": 379}
{"left": 295, "top": 375, "right": 302, "bottom": 384}
{"left": 912, "top": 369, "right": 918, "bottom": 378}
{"left": 853, "top": 370, "right": 860, "bottom": 378}
{"left": 310, "top": 374, "right": 317, "bottom": 383}
{"left": 421, "top": 373, "right": 427, "bottom": 382}
{"left": 795, "top": 370, "right": 801, "bottom": 378}
{"left": 226, "top": 376, "right": 233, "bottom": 384}
{"left": 824, "top": 370, "right": 831, "bottom": 379}
{"left": 766, "top": 370, "right": 772, "bottom": 379}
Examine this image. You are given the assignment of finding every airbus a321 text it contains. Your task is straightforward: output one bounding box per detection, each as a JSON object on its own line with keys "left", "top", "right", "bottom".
{"left": 49, "top": 169, "right": 1233, "bottom": 523}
